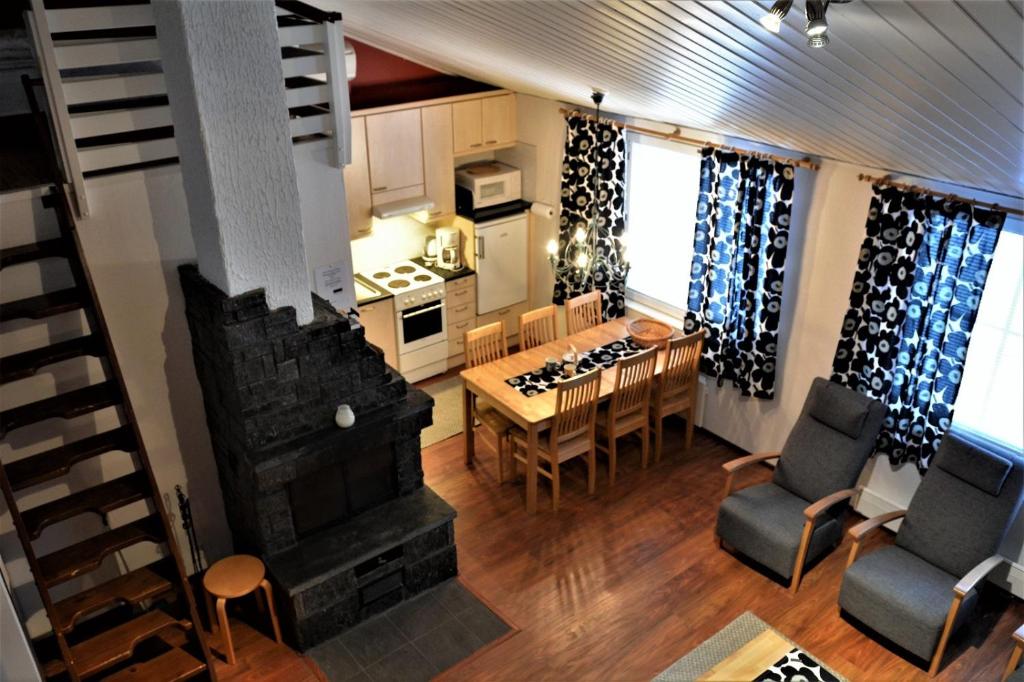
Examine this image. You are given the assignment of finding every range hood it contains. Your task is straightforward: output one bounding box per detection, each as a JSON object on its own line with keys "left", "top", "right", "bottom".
{"left": 371, "top": 195, "right": 435, "bottom": 220}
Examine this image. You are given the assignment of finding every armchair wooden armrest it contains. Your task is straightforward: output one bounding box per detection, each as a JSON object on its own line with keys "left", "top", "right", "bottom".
{"left": 787, "top": 488, "right": 859, "bottom": 595}
{"left": 721, "top": 451, "right": 780, "bottom": 499}
{"left": 1004, "top": 624, "right": 1024, "bottom": 682}
{"left": 932, "top": 555, "right": 1007, "bottom": 676}
{"left": 722, "top": 451, "right": 781, "bottom": 473}
{"left": 804, "top": 488, "right": 859, "bottom": 520}
{"left": 955, "top": 554, "right": 1005, "bottom": 596}
{"left": 846, "top": 509, "right": 907, "bottom": 568}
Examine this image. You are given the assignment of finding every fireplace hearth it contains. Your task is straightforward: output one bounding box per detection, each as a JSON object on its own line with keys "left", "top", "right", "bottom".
{"left": 179, "top": 265, "right": 456, "bottom": 649}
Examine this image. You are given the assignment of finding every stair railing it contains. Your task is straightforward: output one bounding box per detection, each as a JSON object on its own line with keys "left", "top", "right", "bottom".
{"left": 275, "top": 0, "right": 352, "bottom": 167}
{"left": 23, "top": 0, "right": 352, "bottom": 220}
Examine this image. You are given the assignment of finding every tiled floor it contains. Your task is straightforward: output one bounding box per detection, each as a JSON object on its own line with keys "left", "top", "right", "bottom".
{"left": 308, "top": 579, "right": 513, "bottom": 682}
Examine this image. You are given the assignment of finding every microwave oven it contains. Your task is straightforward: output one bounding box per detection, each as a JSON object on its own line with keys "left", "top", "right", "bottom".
{"left": 454, "top": 161, "right": 522, "bottom": 210}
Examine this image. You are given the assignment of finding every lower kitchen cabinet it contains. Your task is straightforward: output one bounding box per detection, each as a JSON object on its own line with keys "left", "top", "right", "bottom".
{"left": 358, "top": 298, "right": 398, "bottom": 369}
{"left": 477, "top": 300, "right": 529, "bottom": 344}
{"left": 446, "top": 275, "right": 476, "bottom": 369}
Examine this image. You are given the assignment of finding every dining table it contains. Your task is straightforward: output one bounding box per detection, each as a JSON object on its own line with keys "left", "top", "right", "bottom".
{"left": 460, "top": 317, "right": 674, "bottom": 513}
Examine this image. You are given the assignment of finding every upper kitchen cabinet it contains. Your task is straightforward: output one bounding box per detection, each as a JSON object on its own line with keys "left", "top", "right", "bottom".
{"left": 345, "top": 116, "right": 373, "bottom": 239}
{"left": 452, "top": 93, "right": 516, "bottom": 155}
{"left": 421, "top": 104, "right": 455, "bottom": 221}
{"left": 481, "top": 94, "right": 516, "bottom": 147}
{"left": 365, "top": 108, "right": 425, "bottom": 201}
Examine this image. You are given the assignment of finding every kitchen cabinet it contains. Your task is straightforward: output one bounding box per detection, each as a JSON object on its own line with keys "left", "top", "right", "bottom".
{"left": 481, "top": 94, "right": 516, "bottom": 147}
{"left": 421, "top": 104, "right": 455, "bottom": 221}
{"left": 452, "top": 94, "right": 516, "bottom": 155}
{"left": 358, "top": 297, "right": 398, "bottom": 369}
{"left": 445, "top": 275, "right": 476, "bottom": 368}
{"left": 344, "top": 116, "right": 373, "bottom": 238}
{"left": 365, "top": 108, "right": 424, "bottom": 198}
{"left": 452, "top": 99, "right": 483, "bottom": 155}
{"left": 476, "top": 300, "right": 528, "bottom": 343}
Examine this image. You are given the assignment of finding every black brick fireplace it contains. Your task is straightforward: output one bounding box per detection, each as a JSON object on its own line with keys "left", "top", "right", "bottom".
{"left": 179, "top": 266, "right": 457, "bottom": 649}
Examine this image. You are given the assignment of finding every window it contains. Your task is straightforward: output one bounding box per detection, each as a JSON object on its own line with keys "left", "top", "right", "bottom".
{"left": 952, "top": 221, "right": 1024, "bottom": 455}
{"left": 624, "top": 134, "right": 702, "bottom": 313}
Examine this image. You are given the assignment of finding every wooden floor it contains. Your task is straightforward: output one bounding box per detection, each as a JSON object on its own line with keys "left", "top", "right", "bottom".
{"left": 423, "top": 419, "right": 1024, "bottom": 681}
{"left": 210, "top": 414, "right": 1023, "bottom": 681}
{"left": 208, "top": 620, "right": 324, "bottom": 681}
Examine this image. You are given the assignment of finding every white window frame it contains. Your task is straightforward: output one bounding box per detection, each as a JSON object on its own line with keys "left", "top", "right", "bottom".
{"left": 950, "top": 217, "right": 1024, "bottom": 457}
{"left": 622, "top": 132, "right": 701, "bottom": 324}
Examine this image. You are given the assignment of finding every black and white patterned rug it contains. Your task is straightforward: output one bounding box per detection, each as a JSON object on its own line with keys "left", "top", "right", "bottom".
{"left": 754, "top": 648, "right": 840, "bottom": 682}
{"left": 504, "top": 337, "right": 645, "bottom": 397}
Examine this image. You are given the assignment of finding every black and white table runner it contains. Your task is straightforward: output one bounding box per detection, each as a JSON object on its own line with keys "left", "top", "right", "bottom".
{"left": 504, "top": 337, "right": 645, "bottom": 397}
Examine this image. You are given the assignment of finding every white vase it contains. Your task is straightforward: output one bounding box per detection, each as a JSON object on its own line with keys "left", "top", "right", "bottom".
{"left": 335, "top": 404, "right": 355, "bottom": 428}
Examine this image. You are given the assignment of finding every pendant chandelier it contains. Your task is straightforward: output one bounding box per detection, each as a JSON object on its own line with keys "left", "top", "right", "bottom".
{"left": 546, "top": 90, "right": 627, "bottom": 292}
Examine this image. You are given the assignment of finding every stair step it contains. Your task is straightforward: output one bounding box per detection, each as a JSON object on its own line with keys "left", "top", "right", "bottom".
{"left": 5, "top": 426, "right": 137, "bottom": 491}
{"left": 0, "top": 334, "right": 105, "bottom": 384}
{"left": 104, "top": 647, "right": 206, "bottom": 682}
{"left": 0, "top": 288, "right": 86, "bottom": 322}
{"left": 0, "top": 239, "right": 66, "bottom": 270}
{"left": 36, "top": 515, "right": 165, "bottom": 587}
{"left": 52, "top": 558, "right": 175, "bottom": 634}
{"left": 21, "top": 470, "right": 151, "bottom": 539}
{"left": 72, "top": 609, "right": 192, "bottom": 679}
{"left": 0, "top": 380, "right": 121, "bottom": 435}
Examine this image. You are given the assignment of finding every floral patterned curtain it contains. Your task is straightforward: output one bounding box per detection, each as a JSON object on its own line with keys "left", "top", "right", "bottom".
{"left": 831, "top": 185, "right": 1005, "bottom": 471}
{"left": 552, "top": 113, "right": 628, "bottom": 319}
{"left": 682, "top": 148, "right": 795, "bottom": 399}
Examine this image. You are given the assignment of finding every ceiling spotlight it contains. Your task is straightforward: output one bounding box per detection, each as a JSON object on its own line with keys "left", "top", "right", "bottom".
{"left": 807, "top": 33, "right": 830, "bottom": 48}
{"left": 759, "top": 0, "right": 793, "bottom": 33}
{"left": 805, "top": 0, "right": 829, "bottom": 37}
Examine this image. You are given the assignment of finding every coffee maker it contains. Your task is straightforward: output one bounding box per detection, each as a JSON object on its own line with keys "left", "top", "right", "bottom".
{"left": 435, "top": 227, "right": 462, "bottom": 271}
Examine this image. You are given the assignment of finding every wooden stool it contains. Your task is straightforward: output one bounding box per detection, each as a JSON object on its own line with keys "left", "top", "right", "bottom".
{"left": 203, "top": 554, "right": 282, "bottom": 665}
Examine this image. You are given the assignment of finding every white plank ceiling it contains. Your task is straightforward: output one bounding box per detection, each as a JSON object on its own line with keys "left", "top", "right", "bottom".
{"left": 335, "top": 0, "right": 1024, "bottom": 198}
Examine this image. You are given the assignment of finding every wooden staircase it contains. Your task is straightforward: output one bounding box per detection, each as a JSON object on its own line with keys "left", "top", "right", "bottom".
{"left": 0, "top": 83, "right": 215, "bottom": 681}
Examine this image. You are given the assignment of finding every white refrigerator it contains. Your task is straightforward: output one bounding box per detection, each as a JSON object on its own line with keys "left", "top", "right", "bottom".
{"left": 474, "top": 212, "right": 528, "bottom": 314}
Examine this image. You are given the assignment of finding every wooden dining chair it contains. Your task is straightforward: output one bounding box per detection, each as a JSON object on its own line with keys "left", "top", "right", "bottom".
{"left": 650, "top": 330, "right": 704, "bottom": 461}
{"left": 565, "top": 291, "right": 602, "bottom": 335}
{"left": 519, "top": 305, "right": 557, "bottom": 351}
{"left": 596, "top": 347, "right": 658, "bottom": 485}
{"left": 509, "top": 369, "right": 602, "bottom": 510}
{"left": 464, "top": 321, "right": 514, "bottom": 482}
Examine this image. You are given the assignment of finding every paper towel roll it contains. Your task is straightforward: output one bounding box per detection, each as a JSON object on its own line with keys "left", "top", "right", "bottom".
{"left": 530, "top": 202, "right": 555, "bottom": 219}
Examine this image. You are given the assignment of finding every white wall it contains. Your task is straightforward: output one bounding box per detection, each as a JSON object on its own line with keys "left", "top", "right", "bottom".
{"left": 295, "top": 140, "right": 356, "bottom": 310}
{"left": 1, "top": 557, "right": 41, "bottom": 682}
{"left": 348, "top": 214, "right": 442, "bottom": 274}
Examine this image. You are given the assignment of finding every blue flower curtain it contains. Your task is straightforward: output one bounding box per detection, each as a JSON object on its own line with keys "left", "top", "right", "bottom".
{"left": 831, "top": 186, "right": 1005, "bottom": 471}
{"left": 553, "top": 114, "right": 628, "bottom": 319}
{"left": 682, "top": 148, "right": 795, "bottom": 399}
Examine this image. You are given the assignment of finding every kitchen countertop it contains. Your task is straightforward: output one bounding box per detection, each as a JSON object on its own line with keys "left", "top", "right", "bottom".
{"left": 411, "top": 257, "right": 475, "bottom": 282}
{"left": 353, "top": 274, "right": 392, "bottom": 305}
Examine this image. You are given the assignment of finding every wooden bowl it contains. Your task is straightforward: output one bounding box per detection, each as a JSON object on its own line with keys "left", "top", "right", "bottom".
{"left": 627, "top": 318, "right": 673, "bottom": 349}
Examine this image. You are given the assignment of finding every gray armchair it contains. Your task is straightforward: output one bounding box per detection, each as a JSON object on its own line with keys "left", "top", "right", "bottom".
{"left": 716, "top": 377, "right": 886, "bottom": 593}
{"left": 839, "top": 435, "right": 1024, "bottom": 676}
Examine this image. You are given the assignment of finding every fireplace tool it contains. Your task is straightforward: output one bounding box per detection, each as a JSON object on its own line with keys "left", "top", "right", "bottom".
{"left": 175, "top": 484, "right": 204, "bottom": 574}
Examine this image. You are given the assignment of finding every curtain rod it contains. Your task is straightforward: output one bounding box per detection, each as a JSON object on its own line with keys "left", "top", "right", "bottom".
{"left": 559, "top": 107, "right": 820, "bottom": 171}
{"left": 858, "top": 174, "right": 1024, "bottom": 218}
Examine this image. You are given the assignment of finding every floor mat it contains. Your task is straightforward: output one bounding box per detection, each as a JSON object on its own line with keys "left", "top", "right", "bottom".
{"left": 307, "top": 578, "right": 514, "bottom": 681}
{"left": 420, "top": 376, "right": 464, "bottom": 447}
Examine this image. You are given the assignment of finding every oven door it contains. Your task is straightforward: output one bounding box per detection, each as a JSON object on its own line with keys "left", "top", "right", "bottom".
{"left": 397, "top": 300, "right": 447, "bottom": 353}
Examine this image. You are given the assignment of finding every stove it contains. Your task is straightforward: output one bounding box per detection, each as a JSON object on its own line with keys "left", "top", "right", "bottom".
{"left": 360, "top": 261, "right": 448, "bottom": 382}
{"left": 365, "top": 260, "right": 445, "bottom": 311}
